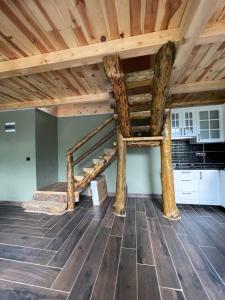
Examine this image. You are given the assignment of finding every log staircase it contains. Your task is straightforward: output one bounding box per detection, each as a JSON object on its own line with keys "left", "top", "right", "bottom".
{"left": 24, "top": 117, "right": 116, "bottom": 214}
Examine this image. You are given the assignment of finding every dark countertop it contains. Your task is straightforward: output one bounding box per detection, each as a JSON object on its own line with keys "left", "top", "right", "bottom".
{"left": 173, "top": 164, "right": 225, "bottom": 170}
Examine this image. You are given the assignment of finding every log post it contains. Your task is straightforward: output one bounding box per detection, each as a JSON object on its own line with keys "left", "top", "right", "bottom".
{"left": 67, "top": 154, "right": 75, "bottom": 211}
{"left": 114, "top": 127, "right": 127, "bottom": 216}
{"left": 103, "top": 55, "right": 132, "bottom": 138}
{"left": 161, "top": 111, "right": 180, "bottom": 220}
{"left": 150, "top": 41, "right": 176, "bottom": 136}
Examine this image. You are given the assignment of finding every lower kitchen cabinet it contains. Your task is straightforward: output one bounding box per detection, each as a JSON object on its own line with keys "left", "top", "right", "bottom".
{"left": 174, "top": 170, "right": 221, "bottom": 205}
{"left": 220, "top": 171, "right": 225, "bottom": 208}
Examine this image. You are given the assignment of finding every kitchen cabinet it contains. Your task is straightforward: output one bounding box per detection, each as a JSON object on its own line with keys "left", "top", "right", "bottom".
{"left": 198, "top": 170, "right": 220, "bottom": 204}
{"left": 174, "top": 170, "right": 221, "bottom": 205}
{"left": 196, "top": 106, "right": 224, "bottom": 143}
{"left": 171, "top": 104, "right": 225, "bottom": 142}
{"left": 220, "top": 171, "right": 225, "bottom": 208}
{"left": 171, "top": 108, "right": 196, "bottom": 139}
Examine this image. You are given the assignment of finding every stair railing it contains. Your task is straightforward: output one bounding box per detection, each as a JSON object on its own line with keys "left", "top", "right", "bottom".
{"left": 66, "top": 116, "right": 115, "bottom": 210}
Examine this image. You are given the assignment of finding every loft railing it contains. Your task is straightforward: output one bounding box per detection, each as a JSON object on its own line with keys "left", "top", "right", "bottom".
{"left": 66, "top": 116, "right": 115, "bottom": 210}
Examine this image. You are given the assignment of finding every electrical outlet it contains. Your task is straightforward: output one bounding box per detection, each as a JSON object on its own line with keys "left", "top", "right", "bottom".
{"left": 196, "top": 152, "right": 206, "bottom": 157}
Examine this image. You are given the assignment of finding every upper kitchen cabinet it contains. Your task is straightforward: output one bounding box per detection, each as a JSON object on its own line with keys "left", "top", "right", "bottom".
{"left": 196, "top": 105, "right": 224, "bottom": 143}
{"left": 171, "top": 105, "right": 225, "bottom": 143}
{"left": 171, "top": 108, "right": 196, "bottom": 139}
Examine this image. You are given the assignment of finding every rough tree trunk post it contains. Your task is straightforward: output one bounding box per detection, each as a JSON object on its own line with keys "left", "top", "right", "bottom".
{"left": 103, "top": 55, "right": 132, "bottom": 138}
{"left": 67, "top": 154, "right": 75, "bottom": 211}
{"left": 161, "top": 111, "right": 180, "bottom": 219}
{"left": 114, "top": 127, "right": 127, "bottom": 216}
{"left": 150, "top": 41, "right": 176, "bottom": 136}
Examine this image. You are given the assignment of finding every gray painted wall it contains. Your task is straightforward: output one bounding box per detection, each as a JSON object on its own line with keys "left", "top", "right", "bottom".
{"left": 0, "top": 110, "right": 161, "bottom": 201}
{"left": 58, "top": 114, "right": 162, "bottom": 194}
{"left": 35, "top": 110, "right": 58, "bottom": 189}
{"left": 0, "top": 110, "right": 36, "bottom": 201}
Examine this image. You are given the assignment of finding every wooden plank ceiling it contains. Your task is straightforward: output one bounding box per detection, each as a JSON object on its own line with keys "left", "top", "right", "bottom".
{"left": 0, "top": 0, "right": 224, "bottom": 116}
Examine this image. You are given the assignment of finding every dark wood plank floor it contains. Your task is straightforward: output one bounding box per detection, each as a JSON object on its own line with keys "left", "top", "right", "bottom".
{"left": 0, "top": 198, "right": 225, "bottom": 299}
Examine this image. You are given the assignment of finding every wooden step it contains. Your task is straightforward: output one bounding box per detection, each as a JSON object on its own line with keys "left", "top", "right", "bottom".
{"left": 23, "top": 200, "right": 67, "bottom": 215}
{"left": 104, "top": 148, "right": 116, "bottom": 156}
{"left": 83, "top": 167, "right": 95, "bottom": 175}
{"left": 33, "top": 191, "right": 67, "bottom": 203}
{"left": 93, "top": 158, "right": 105, "bottom": 165}
{"left": 74, "top": 175, "right": 85, "bottom": 182}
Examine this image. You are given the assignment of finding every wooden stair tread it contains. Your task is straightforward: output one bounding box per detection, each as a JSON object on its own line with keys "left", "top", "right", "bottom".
{"left": 23, "top": 200, "right": 67, "bottom": 215}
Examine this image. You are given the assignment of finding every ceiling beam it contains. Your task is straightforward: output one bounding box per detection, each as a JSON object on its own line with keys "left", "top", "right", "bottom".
{"left": 170, "top": 80, "right": 225, "bottom": 94}
{"left": 172, "top": 0, "right": 223, "bottom": 83}
{"left": 0, "top": 93, "right": 111, "bottom": 111}
{"left": 0, "top": 19, "right": 223, "bottom": 80}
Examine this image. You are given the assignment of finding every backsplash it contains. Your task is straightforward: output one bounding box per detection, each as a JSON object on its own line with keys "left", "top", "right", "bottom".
{"left": 172, "top": 140, "right": 225, "bottom": 169}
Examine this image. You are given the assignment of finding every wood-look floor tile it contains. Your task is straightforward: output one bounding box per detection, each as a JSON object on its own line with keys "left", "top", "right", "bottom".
{"left": 152, "top": 199, "right": 172, "bottom": 226}
{"left": 147, "top": 218, "right": 180, "bottom": 289}
{"left": 91, "top": 236, "right": 121, "bottom": 300}
{"left": 49, "top": 213, "right": 94, "bottom": 267}
{"left": 161, "top": 226, "right": 209, "bottom": 300}
{"left": 144, "top": 198, "right": 156, "bottom": 218}
{"left": 52, "top": 219, "right": 101, "bottom": 292}
{"left": 201, "top": 246, "right": 225, "bottom": 284}
{"left": 122, "top": 207, "right": 136, "bottom": 249}
{"left": 202, "top": 216, "right": 225, "bottom": 241}
{"left": 0, "top": 232, "right": 51, "bottom": 249}
{"left": 68, "top": 227, "right": 110, "bottom": 300}
{"left": 101, "top": 203, "right": 115, "bottom": 228}
{"left": 0, "top": 258, "right": 60, "bottom": 288}
{"left": 136, "top": 211, "right": 154, "bottom": 265}
{"left": 136, "top": 198, "right": 145, "bottom": 212}
{"left": 46, "top": 209, "right": 88, "bottom": 250}
{"left": 44, "top": 212, "right": 75, "bottom": 238}
{"left": 179, "top": 234, "right": 225, "bottom": 300}
{"left": 0, "top": 279, "right": 68, "bottom": 300}
{"left": 137, "top": 264, "right": 160, "bottom": 300}
{"left": 180, "top": 211, "right": 214, "bottom": 246}
{"left": 115, "top": 248, "right": 137, "bottom": 300}
{"left": 111, "top": 216, "right": 125, "bottom": 236}
{"left": 160, "top": 287, "right": 185, "bottom": 300}
{"left": 0, "top": 224, "right": 48, "bottom": 237}
{"left": 0, "top": 244, "right": 54, "bottom": 264}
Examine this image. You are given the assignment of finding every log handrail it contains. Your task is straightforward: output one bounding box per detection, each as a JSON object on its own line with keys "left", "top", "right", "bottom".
{"left": 67, "top": 116, "right": 114, "bottom": 155}
{"left": 73, "top": 129, "right": 116, "bottom": 166}
{"left": 67, "top": 116, "right": 115, "bottom": 211}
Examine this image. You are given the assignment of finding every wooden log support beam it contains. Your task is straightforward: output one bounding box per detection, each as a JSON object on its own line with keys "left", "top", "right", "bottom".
{"left": 150, "top": 41, "right": 176, "bottom": 136}
{"left": 123, "top": 136, "right": 163, "bottom": 142}
{"left": 125, "top": 69, "right": 154, "bottom": 89}
{"left": 127, "top": 141, "right": 161, "bottom": 147}
{"left": 104, "top": 55, "right": 132, "bottom": 138}
{"left": 161, "top": 111, "right": 180, "bottom": 220}
{"left": 114, "top": 127, "right": 127, "bottom": 216}
{"left": 132, "top": 125, "right": 150, "bottom": 133}
{"left": 67, "top": 154, "right": 75, "bottom": 211}
{"left": 128, "top": 94, "right": 152, "bottom": 107}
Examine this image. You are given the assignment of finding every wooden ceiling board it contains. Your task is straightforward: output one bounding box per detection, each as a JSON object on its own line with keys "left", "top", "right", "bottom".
{"left": 0, "top": 0, "right": 186, "bottom": 61}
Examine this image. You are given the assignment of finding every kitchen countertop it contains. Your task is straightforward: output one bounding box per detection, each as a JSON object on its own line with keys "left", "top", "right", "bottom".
{"left": 173, "top": 164, "right": 225, "bottom": 170}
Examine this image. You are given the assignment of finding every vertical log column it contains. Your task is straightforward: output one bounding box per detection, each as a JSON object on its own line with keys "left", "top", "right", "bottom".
{"left": 104, "top": 55, "right": 131, "bottom": 215}
{"left": 114, "top": 127, "right": 127, "bottom": 215}
{"left": 67, "top": 154, "right": 75, "bottom": 211}
{"left": 161, "top": 111, "right": 180, "bottom": 219}
{"left": 103, "top": 55, "right": 132, "bottom": 138}
{"left": 150, "top": 41, "right": 176, "bottom": 136}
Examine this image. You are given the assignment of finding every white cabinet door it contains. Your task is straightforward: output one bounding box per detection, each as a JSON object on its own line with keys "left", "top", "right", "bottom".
{"left": 220, "top": 171, "right": 225, "bottom": 208}
{"left": 183, "top": 109, "right": 196, "bottom": 137}
{"left": 199, "top": 170, "right": 221, "bottom": 205}
{"left": 197, "top": 106, "right": 224, "bottom": 143}
{"left": 171, "top": 109, "right": 182, "bottom": 138}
